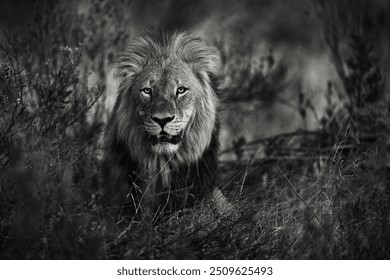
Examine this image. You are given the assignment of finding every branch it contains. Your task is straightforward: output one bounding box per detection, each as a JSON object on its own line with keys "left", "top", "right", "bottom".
{"left": 219, "top": 130, "right": 325, "bottom": 156}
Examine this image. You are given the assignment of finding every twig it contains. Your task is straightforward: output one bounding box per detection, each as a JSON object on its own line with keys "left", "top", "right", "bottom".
{"left": 277, "top": 165, "right": 326, "bottom": 230}
{"left": 219, "top": 130, "right": 325, "bottom": 156}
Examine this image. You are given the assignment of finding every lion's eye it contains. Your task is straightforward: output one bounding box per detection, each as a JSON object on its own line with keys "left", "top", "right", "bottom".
{"left": 176, "top": 87, "right": 188, "bottom": 95}
{"left": 141, "top": 88, "right": 152, "bottom": 96}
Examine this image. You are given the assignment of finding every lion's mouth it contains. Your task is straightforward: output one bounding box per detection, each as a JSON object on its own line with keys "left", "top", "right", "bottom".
{"left": 150, "top": 131, "right": 182, "bottom": 145}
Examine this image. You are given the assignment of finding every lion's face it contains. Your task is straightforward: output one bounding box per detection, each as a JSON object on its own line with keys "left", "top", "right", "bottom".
{"left": 112, "top": 31, "right": 221, "bottom": 168}
{"left": 132, "top": 59, "right": 201, "bottom": 155}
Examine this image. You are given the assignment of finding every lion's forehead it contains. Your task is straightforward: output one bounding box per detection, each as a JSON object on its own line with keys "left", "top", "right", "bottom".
{"left": 137, "top": 61, "right": 198, "bottom": 90}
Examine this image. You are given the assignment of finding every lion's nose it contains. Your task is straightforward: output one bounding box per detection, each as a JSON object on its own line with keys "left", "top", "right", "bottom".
{"left": 151, "top": 115, "right": 175, "bottom": 128}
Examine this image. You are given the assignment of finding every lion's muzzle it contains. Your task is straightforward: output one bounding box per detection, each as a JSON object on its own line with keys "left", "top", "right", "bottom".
{"left": 151, "top": 115, "right": 175, "bottom": 128}
{"left": 146, "top": 114, "right": 184, "bottom": 154}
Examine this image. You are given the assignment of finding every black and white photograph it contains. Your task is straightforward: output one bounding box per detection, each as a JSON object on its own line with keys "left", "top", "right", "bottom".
{"left": 0, "top": 0, "right": 390, "bottom": 262}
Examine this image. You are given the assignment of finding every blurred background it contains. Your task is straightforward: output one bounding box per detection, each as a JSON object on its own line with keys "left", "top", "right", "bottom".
{"left": 1, "top": 0, "right": 389, "bottom": 149}
{"left": 0, "top": 0, "right": 388, "bottom": 147}
{"left": 1, "top": 0, "right": 390, "bottom": 259}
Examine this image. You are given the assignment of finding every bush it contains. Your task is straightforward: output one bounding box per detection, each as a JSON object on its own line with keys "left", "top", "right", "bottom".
{"left": 0, "top": 33, "right": 105, "bottom": 259}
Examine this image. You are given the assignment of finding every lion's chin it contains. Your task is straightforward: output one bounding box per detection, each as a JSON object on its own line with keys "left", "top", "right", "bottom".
{"left": 151, "top": 142, "right": 179, "bottom": 155}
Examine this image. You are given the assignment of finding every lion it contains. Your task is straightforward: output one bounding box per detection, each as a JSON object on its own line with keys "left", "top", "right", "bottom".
{"left": 102, "top": 30, "right": 223, "bottom": 220}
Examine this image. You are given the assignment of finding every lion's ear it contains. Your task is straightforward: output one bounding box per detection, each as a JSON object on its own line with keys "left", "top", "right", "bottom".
{"left": 177, "top": 33, "right": 222, "bottom": 82}
{"left": 195, "top": 46, "right": 221, "bottom": 79}
{"left": 115, "top": 36, "right": 151, "bottom": 83}
{"left": 114, "top": 53, "right": 144, "bottom": 84}
{"left": 188, "top": 46, "right": 221, "bottom": 88}
{"left": 114, "top": 66, "right": 132, "bottom": 83}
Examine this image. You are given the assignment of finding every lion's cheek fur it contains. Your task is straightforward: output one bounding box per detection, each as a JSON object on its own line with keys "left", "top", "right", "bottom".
{"left": 113, "top": 93, "right": 150, "bottom": 167}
